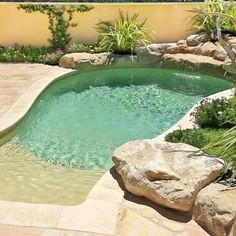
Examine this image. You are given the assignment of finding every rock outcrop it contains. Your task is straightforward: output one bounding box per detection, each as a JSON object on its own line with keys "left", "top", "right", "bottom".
{"left": 59, "top": 35, "right": 236, "bottom": 76}
{"left": 59, "top": 52, "right": 112, "bottom": 69}
{"left": 59, "top": 52, "right": 139, "bottom": 69}
{"left": 163, "top": 53, "right": 223, "bottom": 74}
{"left": 112, "top": 140, "right": 225, "bottom": 212}
{"left": 193, "top": 183, "right": 236, "bottom": 236}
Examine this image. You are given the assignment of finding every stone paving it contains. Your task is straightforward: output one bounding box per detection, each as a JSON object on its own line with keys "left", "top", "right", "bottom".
{"left": 0, "top": 63, "right": 232, "bottom": 235}
{"left": 0, "top": 63, "right": 72, "bottom": 116}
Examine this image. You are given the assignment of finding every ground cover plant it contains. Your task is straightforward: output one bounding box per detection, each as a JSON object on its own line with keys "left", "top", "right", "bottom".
{"left": 165, "top": 96, "right": 236, "bottom": 185}
{"left": 0, "top": 43, "right": 104, "bottom": 65}
{"left": 2, "top": 0, "right": 204, "bottom": 2}
{"left": 194, "top": 97, "right": 236, "bottom": 128}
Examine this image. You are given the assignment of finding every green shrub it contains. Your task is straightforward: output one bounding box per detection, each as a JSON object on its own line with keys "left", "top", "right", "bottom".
{"left": 43, "top": 49, "right": 65, "bottom": 65}
{"left": 0, "top": 45, "right": 62, "bottom": 64}
{"left": 23, "top": 46, "right": 47, "bottom": 63}
{"left": 96, "top": 11, "right": 151, "bottom": 54}
{"left": 194, "top": 97, "right": 236, "bottom": 128}
{"left": 191, "top": 0, "right": 236, "bottom": 37}
{"left": 0, "top": 42, "right": 103, "bottom": 65}
{"left": 165, "top": 128, "right": 225, "bottom": 149}
{"left": 0, "top": 46, "right": 26, "bottom": 62}
{"left": 66, "top": 42, "right": 104, "bottom": 54}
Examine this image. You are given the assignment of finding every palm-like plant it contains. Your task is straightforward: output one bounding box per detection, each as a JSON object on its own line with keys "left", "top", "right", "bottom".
{"left": 190, "top": 0, "right": 236, "bottom": 38}
{"left": 192, "top": 2, "right": 236, "bottom": 75}
{"left": 96, "top": 11, "right": 151, "bottom": 54}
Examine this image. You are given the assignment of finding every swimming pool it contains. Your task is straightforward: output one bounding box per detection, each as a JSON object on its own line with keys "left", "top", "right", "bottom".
{"left": 0, "top": 68, "right": 231, "bottom": 204}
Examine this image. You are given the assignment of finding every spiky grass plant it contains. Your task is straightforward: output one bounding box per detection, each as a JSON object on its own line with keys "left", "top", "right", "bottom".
{"left": 203, "top": 124, "right": 236, "bottom": 184}
{"left": 190, "top": 0, "right": 236, "bottom": 38}
{"left": 96, "top": 11, "right": 151, "bottom": 54}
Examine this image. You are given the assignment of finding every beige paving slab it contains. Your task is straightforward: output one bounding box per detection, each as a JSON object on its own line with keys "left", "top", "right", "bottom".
{"left": 31, "top": 205, "right": 62, "bottom": 228}
{"left": 0, "top": 225, "right": 109, "bottom": 236}
{"left": 0, "top": 201, "right": 13, "bottom": 223}
{"left": 95, "top": 169, "right": 123, "bottom": 191}
{"left": 0, "top": 63, "right": 72, "bottom": 117}
{"left": 58, "top": 198, "right": 120, "bottom": 235}
{"left": 116, "top": 207, "right": 174, "bottom": 236}
{"left": 3, "top": 202, "right": 37, "bottom": 226}
{"left": 88, "top": 185, "right": 124, "bottom": 204}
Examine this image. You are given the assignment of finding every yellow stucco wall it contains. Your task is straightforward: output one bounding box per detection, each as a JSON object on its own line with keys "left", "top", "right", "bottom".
{"left": 0, "top": 2, "right": 202, "bottom": 47}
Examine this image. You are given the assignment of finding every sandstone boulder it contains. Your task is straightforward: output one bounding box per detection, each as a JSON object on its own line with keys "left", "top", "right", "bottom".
{"left": 186, "top": 34, "right": 210, "bottom": 47}
{"left": 165, "top": 44, "right": 194, "bottom": 54}
{"left": 194, "top": 42, "right": 227, "bottom": 61}
{"left": 59, "top": 52, "right": 113, "bottom": 69}
{"left": 112, "top": 141, "right": 225, "bottom": 212}
{"left": 163, "top": 53, "right": 223, "bottom": 74}
{"left": 193, "top": 183, "right": 236, "bottom": 236}
{"left": 59, "top": 52, "right": 140, "bottom": 69}
{"left": 136, "top": 43, "right": 174, "bottom": 65}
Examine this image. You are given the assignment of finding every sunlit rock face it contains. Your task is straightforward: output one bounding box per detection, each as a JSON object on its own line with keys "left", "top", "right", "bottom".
{"left": 113, "top": 140, "right": 225, "bottom": 212}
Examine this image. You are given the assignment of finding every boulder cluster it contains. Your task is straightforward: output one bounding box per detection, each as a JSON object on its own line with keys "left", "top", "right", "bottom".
{"left": 59, "top": 34, "right": 236, "bottom": 77}
{"left": 112, "top": 140, "right": 236, "bottom": 236}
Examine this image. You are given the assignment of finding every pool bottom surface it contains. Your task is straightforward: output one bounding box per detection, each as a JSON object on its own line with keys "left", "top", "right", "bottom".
{"left": 0, "top": 139, "right": 105, "bottom": 205}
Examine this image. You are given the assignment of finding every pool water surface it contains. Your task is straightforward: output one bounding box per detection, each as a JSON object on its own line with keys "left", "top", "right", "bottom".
{"left": 0, "top": 68, "right": 231, "bottom": 204}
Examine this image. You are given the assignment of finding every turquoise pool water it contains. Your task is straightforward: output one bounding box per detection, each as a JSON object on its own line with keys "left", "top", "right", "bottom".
{"left": 13, "top": 68, "right": 231, "bottom": 169}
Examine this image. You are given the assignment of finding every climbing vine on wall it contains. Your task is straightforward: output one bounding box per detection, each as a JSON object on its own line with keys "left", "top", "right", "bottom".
{"left": 18, "top": 4, "right": 93, "bottom": 49}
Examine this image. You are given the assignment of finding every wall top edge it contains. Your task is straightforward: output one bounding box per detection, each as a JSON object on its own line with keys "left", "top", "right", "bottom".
{"left": 0, "top": 2, "right": 204, "bottom": 5}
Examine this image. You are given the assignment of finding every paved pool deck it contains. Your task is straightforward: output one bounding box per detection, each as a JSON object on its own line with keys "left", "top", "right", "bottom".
{"left": 1, "top": 63, "right": 233, "bottom": 235}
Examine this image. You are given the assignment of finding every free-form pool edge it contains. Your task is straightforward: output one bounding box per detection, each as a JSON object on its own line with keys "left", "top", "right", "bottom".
{"left": 0, "top": 65, "right": 74, "bottom": 139}
{"left": 0, "top": 64, "right": 234, "bottom": 235}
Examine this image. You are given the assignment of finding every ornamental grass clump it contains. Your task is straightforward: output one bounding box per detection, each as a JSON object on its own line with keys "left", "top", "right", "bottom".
{"left": 96, "top": 11, "right": 151, "bottom": 54}
{"left": 190, "top": 0, "right": 236, "bottom": 39}
{"left": 204, "top": 125, "right": 236, "bottom": 184}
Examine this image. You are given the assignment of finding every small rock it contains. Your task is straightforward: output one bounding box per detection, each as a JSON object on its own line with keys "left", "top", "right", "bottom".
{"left": 213, "top": 50, "right": 227, "bottom": 61}
{"left": 112, "top": 141, "right": 225, "bottom": 212}
{"left": 228, "top": 36, "right": 236, "bottom": 45}
{"left": 165, "top": 45, "right": 193, "bottom": 54}
{"left": 186, "top": 34, "right": 201, "bottom": 47}
{"left": 196, "top": 34, "right": 210, "bottom": 43}
{"left": 177, "top": 39, "right": 187, "bottom": 45}
{"left": 193, "top": 183, "right": 236, "bottom": 236}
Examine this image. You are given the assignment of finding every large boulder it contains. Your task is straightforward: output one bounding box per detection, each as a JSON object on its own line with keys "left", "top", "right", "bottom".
{"left": 194, "top": 42, "right": 227, "bottom": 61}
{"left": 136, "top": 43, "right": 174, "bottom": 66}
{"left": 112, "top": 140, "right": 225, "bottom": 212}
{"left": 59, "top": 52, "right": 112, "bottom": 69}
{"left": 163, "top": 53, "right": 224, "bottom": 74}
{"left": 193, "top": 183, "right": 236, "bottom": 236}
{"left": 59, "top": 52, "right": 139, "bottom": 69}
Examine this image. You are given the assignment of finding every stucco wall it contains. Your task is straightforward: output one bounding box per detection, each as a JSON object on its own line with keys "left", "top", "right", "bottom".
{"left": 0, "top": 3, "right": 202, "bottom": 47}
